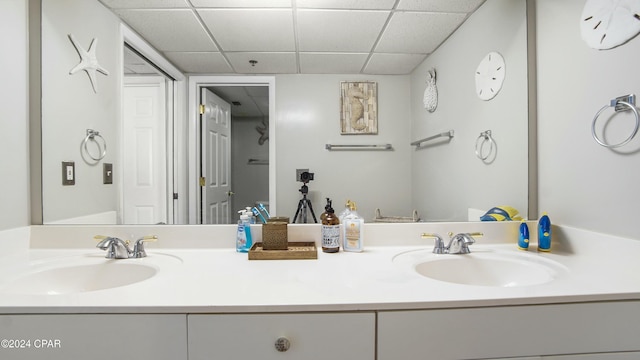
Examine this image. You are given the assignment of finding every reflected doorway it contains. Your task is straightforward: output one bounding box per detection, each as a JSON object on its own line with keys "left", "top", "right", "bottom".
{"left": 198, "top": 85, "right": 270, "bottom": 224}
{"left": 122, "top": 44, "right": 175, "bottom": 224}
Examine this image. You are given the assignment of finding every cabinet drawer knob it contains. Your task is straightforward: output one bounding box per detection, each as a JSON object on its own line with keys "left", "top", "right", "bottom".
{"left": 274, "top": 337, "right": 290, "bottom": 352}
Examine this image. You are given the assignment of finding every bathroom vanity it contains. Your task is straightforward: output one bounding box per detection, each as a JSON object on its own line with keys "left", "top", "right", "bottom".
{"left": 0, "top": 223, "right": 638, "bottom": 360}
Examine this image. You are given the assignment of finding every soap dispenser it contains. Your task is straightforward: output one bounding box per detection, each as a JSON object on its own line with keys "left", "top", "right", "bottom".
{"left": 320, "top": 198, "right": 340, "bottom": 253}
{"left": 342, "top": 201, "right": 364, "bottom": 252}
{"left": 236, "top": 210, "right": 253, "bottom": 253}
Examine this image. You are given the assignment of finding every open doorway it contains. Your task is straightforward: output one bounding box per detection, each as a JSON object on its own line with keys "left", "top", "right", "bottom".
{"left": 188, "top": 76, "right": 276, "bottom": 225}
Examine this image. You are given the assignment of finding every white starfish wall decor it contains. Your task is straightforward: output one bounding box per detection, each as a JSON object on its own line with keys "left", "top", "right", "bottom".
{"left": 68, "top": 34, "right": 109, "bottom": 93}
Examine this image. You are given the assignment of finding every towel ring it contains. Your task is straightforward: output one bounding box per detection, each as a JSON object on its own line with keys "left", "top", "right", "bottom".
{"left": 82, "top": 129, "right": 107, "bottom": 161}
{"left": 591, "top": 95, "right": 640, "bottom": 148}
{"left": 475, "top": 130, "right": 495, "bottom": 160}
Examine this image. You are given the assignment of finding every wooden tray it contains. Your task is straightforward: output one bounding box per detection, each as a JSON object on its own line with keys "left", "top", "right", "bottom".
{"left": 248, "top": 242, "right": 317, "bottom": 260}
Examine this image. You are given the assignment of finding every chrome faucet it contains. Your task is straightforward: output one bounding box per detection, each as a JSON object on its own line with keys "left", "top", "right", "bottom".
{"left": 422, "top": 232, "right": 482, "bottom": 254}
{"left": 94, "top": 235, "right": 158, "bottom": 259}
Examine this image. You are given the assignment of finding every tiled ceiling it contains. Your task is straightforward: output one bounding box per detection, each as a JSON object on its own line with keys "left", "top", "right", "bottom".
{"left": 99, "top": 0, "right": 485, "bottom": 75}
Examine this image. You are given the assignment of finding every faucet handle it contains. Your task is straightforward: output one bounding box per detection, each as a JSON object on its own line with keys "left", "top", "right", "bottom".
{"left": 421, "top": 233, "right": 445, "bottom": 254}
{"left": 132, "top": 235, "right": 158, "bottom": 258}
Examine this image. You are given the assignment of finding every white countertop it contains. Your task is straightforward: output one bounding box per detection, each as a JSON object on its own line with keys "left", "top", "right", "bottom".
{"left": 0, "top": 223, "right": 638, "bottom": 313}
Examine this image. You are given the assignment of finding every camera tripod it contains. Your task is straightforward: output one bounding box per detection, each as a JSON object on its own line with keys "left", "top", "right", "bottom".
{"left": 292, "top": 183, "right": 317, "bottom": 223}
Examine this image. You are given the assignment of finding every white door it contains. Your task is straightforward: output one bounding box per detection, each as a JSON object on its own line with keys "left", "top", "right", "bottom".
{"left": 123, "top": 76, "right": 167, "bottom": 224}
{"left": 201, "top": 88, "right": 232, "bottom": 224}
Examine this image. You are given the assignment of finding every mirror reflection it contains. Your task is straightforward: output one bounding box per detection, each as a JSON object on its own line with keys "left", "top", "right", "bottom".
{"left": 38, "top": 0, "right": 531, "bottom": 225}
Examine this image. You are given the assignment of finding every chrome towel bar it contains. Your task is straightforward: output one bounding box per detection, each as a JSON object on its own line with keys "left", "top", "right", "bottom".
{"left": 410, "top": 130, "right": 454, "bottom": 148}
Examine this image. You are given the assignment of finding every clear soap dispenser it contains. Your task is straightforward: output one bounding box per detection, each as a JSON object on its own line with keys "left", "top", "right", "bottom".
{"left": 342, "top": 201, "right": 364, "bottom": 252}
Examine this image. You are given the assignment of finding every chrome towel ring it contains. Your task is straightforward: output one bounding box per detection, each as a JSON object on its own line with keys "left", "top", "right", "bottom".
{"left": 591, "top": 94, "right": 639, "bottom": 148}
{"left": 82, "top": 129, "right": 107, "bottom": 161}
{"left": 475, "top": 130, "right": 495, "bottom": 161}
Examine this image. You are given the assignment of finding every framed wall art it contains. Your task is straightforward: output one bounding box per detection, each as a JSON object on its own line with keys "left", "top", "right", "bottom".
{"left": 340, "top": 81, "right": 378, "bottom": 135}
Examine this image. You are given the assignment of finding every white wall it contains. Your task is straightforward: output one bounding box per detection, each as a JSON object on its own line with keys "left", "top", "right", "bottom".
{"left": 41, "top": 0, "right": 121, "bottom": 223}
{"left": 0, "top": 0, "right": 30, "bottom": 231}
{"left": 537, "top": 0, "right": 640, "bottom": 240}
{"left": 275, "top": 74, "right": 413, "bottom": 222}
{"left": 231, "top": 116, "right": 269, "bottom": 213}
{"left": 410, "top": 0, "right": 529, "bottom": 221}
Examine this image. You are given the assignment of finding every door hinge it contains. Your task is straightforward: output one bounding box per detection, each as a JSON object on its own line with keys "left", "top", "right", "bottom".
{"left": 199, "top": 177, "right": 205, "bottom": 187}
{"left": 173, "top": 193, "right": 178, "bottom": 200}
{"left": 199, "top": 104, "right": 205, "bottom": 115}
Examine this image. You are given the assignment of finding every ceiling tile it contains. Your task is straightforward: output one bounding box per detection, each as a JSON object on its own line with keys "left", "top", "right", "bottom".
{"left": 99, "top": 0, "right": 190, "bottom": 9}
{"left": 115, "top": 9, "right": 218, "bottom": 51}
{"left": 226, "top": 52, "right": 297, "bottom": 73}
{"left": 297, "top": 10, "right": 389, "bottom": 52}
{"left": 375, "top": 12, "right": 467, "bottom": 53}
{"left": 198, "top": 9, "right": 295, "bottom": 52}
{"left": 296, "top": 0, "right": 396, "bottom": 10}
{"left": 190, "top": 0, "right": 291, "bottom": 8}
{"left": 163, "top": 52, "right": 232, "bottom": 73}
{"left": 364, "top": 53, "right": 427, "bottom": 74}
{"left": 299, "top": 53, "right": 368, "bottom": 73}
{"left": 397, "top": 0, "right": 485, "bottom": 12}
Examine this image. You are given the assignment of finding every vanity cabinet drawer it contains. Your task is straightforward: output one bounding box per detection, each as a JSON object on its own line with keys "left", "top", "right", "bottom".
{"left": 0, "top": 314, "right": 187, "bottom": 360}
{"left": 378, "top": 301, "right": 640, "bottom": 360}
{"left": 188, "top": 312, "right": 375, "bottom": 360}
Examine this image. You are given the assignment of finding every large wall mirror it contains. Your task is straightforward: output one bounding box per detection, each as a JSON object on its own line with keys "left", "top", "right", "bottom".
{"left": 33, "top": 0, "right": 535, "bottom": 225}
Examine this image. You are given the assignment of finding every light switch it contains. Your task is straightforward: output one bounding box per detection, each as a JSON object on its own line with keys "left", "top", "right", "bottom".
{"left": 62, "top": 161, "right": 75, "bottom": 186}
{"left": 103, "top": 163, "right": 113, "bottom": 184}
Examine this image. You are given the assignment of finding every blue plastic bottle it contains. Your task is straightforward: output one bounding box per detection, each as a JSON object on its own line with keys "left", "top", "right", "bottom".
{"left": 236, "top": 211, "right": 253, "bottom": 252}
{"left": 518, "top": 221, "right": 529, "bottom": 250}
{"left": 538, "top": 212, "right": 551, "bottom": 252}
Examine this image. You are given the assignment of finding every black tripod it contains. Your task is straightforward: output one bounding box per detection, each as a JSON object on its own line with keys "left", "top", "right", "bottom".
{"left": 292, "top": 183, "right": 317, "bottom": 223}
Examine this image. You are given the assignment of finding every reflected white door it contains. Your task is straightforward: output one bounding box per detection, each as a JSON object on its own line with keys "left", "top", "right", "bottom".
{"left": 201, "top": 89, "right": 232, "bottom": 224}
{"left": 123, "top": 76, "right": 167, "bottom": 224}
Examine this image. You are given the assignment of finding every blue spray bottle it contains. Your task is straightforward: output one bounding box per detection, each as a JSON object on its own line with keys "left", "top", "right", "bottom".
{"left": 538, "top": 212, "right": 551, "bottom": 252}
{"left": 518, "top": 221, "right": 529, "bottom": 250}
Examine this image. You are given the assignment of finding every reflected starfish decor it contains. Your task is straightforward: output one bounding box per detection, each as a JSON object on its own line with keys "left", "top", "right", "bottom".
{"left": 68, "top": 34, "right": 109, "bottom": 93}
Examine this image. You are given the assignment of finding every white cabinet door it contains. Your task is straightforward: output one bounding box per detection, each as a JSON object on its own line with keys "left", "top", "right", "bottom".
{"left": 0, "top": 314, "right": 187, "bottom": 360}
{"left": 188, "top": 313, "right": 375, "bottom": 360}
{"left": 378, "top": 301, "right": 640, "bottom": 360}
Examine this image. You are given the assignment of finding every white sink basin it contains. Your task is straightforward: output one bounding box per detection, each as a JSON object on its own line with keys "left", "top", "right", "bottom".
{"left": 393, "top": 248, "right": 567, "bottom": 287}
{"left": 0, "top": 252, "right": 181, "bottom": 295}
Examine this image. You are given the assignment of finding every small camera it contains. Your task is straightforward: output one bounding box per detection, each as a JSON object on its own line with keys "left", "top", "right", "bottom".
{"left": 299, "top": 171, "right": 314, "bottom": 183}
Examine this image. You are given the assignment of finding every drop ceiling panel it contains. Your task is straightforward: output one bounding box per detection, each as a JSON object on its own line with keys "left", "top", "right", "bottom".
{"left": 104, "top": 0, "right": 488, "bottom": 74}
{"left": 163, "top": 52, "right": 232, "bottom": 73}
{"left": 375, "top": 12, "right": 467, "bottom": 53}
{"left": 300, "top": 53, "right": 369, "bottom": 73}
{"left": 397, "top": 0, "right": 485, "bottom": 12}
{"left": 198, "top": 9, "right": 295, "bottom": 52}
{"left": 190, "top": 0, "right": 291, "bottom": 8}
{"left": 297, "top": 10, "right": 390, "bottom": 52}
{"left": 99, "top": 0, "right": 189, "bottom": 9}
{"left": 364, "top": 53, "right": 427, "bottom": 75}
{"left": 226, "top": 52, "right": 297, "bottom": 74}
{"left": 296, "top": 0, "right": 396, "bottom": 9}
{"left": 115, "top": 9, "right": 218, "bottom": 52}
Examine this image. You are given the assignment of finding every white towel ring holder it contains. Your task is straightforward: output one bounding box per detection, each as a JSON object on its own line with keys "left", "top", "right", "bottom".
{"left": 591, "top": 95, "right": 640, "bottom": 148}
{"left": 82, "top": 129, "right": 107, "bottom": 161}
{"left": 475, "top": 130, "right": 495, "bottom": 161}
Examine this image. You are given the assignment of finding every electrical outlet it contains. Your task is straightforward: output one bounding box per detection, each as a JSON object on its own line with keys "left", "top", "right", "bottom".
{"left": 103, "top": 163, "right": 113, "bottom": 184}
{"left": 296, "top": 168, "right": 309, "bottom": 182}
{"left": 62, "top": 161, "right": 75, "bottom": 186}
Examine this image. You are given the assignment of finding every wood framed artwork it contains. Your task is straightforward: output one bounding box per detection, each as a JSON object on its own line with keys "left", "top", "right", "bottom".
{"left": 340, "top": 81, "right": 378, "bottom": 135}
